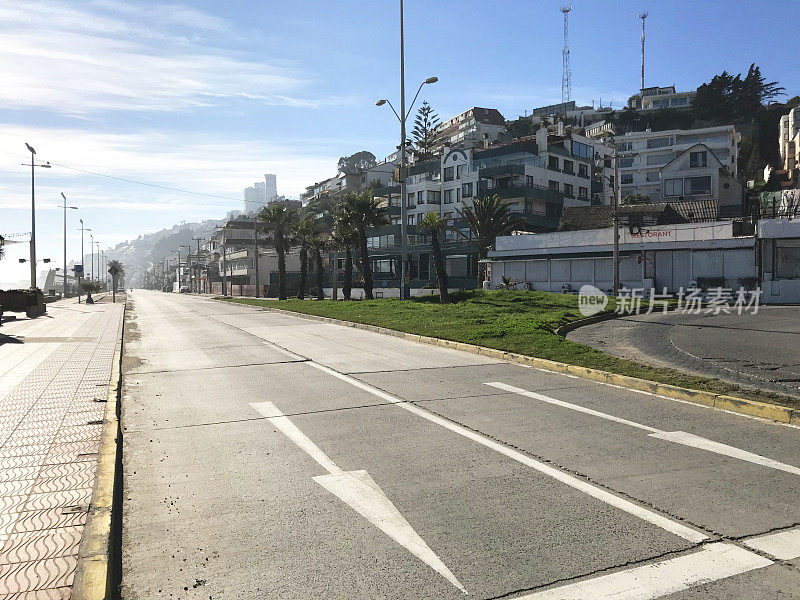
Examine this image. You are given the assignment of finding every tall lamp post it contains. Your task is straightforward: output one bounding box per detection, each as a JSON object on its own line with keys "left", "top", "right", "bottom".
{"left": 60, "top": 193, "right": 78, "bottom": 298}
{"left": 376, "top": 4, "right": 437, "bottom": 300}
{"left": 23, "top": 143, "right": 51, "bottom": 289}
{"left": 78, "top": 221, "right": 90, "bottom": 302}
{"left": 89, "top": 234, "right": 95, "bottom": 282}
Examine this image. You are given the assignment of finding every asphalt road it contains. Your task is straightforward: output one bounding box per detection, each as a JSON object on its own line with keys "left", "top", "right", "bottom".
{"left": 120, "top": 291, "right": 800, "bottom": 600}
{"left": 568, "top": 307, "right": 800, "bottom": 400}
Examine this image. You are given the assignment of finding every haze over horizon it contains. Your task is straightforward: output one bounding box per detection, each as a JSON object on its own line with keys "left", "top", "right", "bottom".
{"left": 1, "top": 0, "right": 798, "bottom": 288}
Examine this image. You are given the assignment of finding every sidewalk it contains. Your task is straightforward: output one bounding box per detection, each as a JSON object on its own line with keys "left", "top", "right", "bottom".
{"left": 0, "top": 297, "right": 124, "bottom": 598}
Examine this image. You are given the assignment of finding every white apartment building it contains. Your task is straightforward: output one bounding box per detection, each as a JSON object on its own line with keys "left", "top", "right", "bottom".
{"left": 616, "top": 125, "right": 741, "bottom": 206}
{"left": 779, "top": 107, "right": 799, "bottom": 174}
{"left": 628, "top": 86, "right": 696, "bottom": 110}
{"left": 432, "top": 107, "right": 507, "bottom": 153}
{"left": 396, "top": 128, "right": 614, "bottom": 232}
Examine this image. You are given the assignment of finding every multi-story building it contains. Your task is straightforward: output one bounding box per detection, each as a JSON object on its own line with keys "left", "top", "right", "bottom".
{"left": 243, "top": 174, "right": 279, "bottom": 214}
{"left": 779, "top": 107, "right": 799, "bottom": 174}
{"left": 627, "top": 86, "right": 696, "bottom": 111}
{"left": 265, "top": 174, "right": 278, "bottom": 203}
{"left": 431, "top": 107, "right": 507, "bottom": 153}
{"left": 615, "top": 125, "right": 742, "bottom": 214}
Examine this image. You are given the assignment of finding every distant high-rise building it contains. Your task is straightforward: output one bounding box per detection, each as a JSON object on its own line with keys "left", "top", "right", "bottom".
{"left": 265, "top": 174, "right": 277, "bottom": 203}
{"left": 243, "top": 174, "right": 279, "bottom": 214}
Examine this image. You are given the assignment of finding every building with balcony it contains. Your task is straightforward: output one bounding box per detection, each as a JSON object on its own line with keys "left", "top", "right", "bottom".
{"left": 431, "top": 107, "right": 507, "bottom": 154}
{"left": 627, "top": 86, "right": 696, "bottom": 111}
{"left": 615, "top": 125, "right": 742, "bottom": 213}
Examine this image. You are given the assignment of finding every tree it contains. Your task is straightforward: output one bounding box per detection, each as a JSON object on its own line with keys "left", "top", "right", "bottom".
{"left": 330, "top": 216, "right": 358, "bottom": 300}
{"left": 309, "top": 235, "right": 328, "bottom": 301}
{"left": 456, "top": 194, "right": 524, "bottom": 283}
{"left": 418, "top": 212, "right": 449, "bottom": 304}
{"left": 258, "top": 204, "right": 296, "bottom": 300}
{"left": 80, "top": 280, "right": 101, "bottom": 304}
{"left": 507, "top": 117, "right": 535, "bottom": 140}
{"left": 293, "top": 217, "right": 315, "bottom": 299}
{"left": 337, "top": 151, "right": 377, "bottom": 175}
{"left": 411, "top": 101, "right": 440, "bottom": 162}
{"left": 340, "top": 190, "right": 389, "bottom": 300}
{"left": 693, "top": 64, "right": 784, "bottom": 125}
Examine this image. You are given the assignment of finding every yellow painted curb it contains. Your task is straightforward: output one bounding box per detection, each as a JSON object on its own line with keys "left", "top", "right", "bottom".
{"left": 71, "top": 300, "right": 126, "bottom": 600}
{"left": 223, "top": 300, "right": 800, "bottom": 425}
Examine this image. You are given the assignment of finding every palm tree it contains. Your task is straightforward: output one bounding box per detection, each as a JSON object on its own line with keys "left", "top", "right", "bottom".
{"left": 329, "top": 217, "right": 358, "bottom": 300}
{"left": 309, "top": 234, "right": 328, "bottom": 301}
{"left": 293, "top": 217, "right": 315, "bottom": 299}
{"left": 456, "top": 194, "right": 524, "bottom": 283}
{"left": 258, "top": 204, "right": 296, "bottom": 300}
{"left": 341, "top": 190, "right": 389, "bottom": 300}
{"left": 418, "top": 212, "right": 449, "bottom": 303}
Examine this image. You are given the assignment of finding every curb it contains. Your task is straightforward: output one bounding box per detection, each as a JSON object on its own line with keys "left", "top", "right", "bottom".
{"left": 71, "top": 300, "right": 126, "bottom": 599}
{"left": 555, "top": 310, "right": 620, "bottom": 337}
{"left": 222, "top": 300, "right": 800, "bottom": 426}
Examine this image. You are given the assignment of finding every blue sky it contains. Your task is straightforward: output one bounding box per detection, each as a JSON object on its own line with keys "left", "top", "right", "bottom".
{"left": 1, "top": 0, "right": 798, "bottom": 287}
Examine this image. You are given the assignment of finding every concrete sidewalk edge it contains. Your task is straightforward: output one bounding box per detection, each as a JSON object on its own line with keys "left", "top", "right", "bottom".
{"left": 226, "top": 301, "right": 799, "bottom": 426}
{"left": 71, "top": 300, "right": 126, "bottom": 599}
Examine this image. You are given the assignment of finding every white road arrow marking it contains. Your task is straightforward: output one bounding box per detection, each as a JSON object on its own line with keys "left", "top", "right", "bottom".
{"left": 250, "top": 401, "right": 467, "bottom": 594}
{"left": 486, "top": 382, "right": 800, "bottom": 476}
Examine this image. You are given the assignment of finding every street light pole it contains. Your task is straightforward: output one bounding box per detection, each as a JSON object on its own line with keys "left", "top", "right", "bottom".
{"left": 613, "top": 145, "right": 620, "bottom": 295}
{"left": 60, "top": 193, "right": 77, "bottom": 299}
{"left": 399, "top": 0, "right": 408, "bottom": 300}
{"left": 96, "top": 243, "right": 101, "bottom": 288}
{"left": 89, "top": 234, "right": 94, "bottom": 282}
{"left": 24, "top": 144, "right": 51, "bottom": 289}
{"left": 253, "top": 214, "right": 260, "bottom": 298}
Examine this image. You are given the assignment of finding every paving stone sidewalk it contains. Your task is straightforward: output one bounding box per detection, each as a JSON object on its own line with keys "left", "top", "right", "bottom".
{"left": 0, "top": 298, "right": 124, "bottom": 599}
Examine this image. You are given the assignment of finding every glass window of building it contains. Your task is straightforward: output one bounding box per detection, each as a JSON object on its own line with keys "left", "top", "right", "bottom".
{"left": 665, "top": 178, "right": 684, "bottom": 196}
{"left": 444, "top": 166, "right": 454, "bottom": 181}
{"left": 462, "top": 182, "right": 473, "bottom": 198}
{"left": 690, "top": 151, "right": 708, "bottom": 168}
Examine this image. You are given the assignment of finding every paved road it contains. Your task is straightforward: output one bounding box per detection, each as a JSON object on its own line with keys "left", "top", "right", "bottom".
{"left": 0, "top": 296, "right": 124, "bottom": 598}
{"left": 121, "top": 291, "right": 800, "bottom": 600}
{"left": 568, "top": 307, "right": 800, "bottom": 400}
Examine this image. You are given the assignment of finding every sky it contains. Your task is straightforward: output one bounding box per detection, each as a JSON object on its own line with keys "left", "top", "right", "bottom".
{"left": 1, "top": 0, "right": 798, "bottom": 288}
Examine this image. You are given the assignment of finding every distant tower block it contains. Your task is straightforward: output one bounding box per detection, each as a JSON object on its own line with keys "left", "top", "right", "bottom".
{"left": 561, "top": 5, "right": 572, "bottom": 105}
{"left": 264, "top": 174, "right": 277, "bottom": 203}
{"left": 639, "top": 12, "right": 648, "bottom": 96}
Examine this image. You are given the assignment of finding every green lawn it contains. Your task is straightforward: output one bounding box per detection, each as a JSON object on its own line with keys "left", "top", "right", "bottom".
{"left": 220, "top": 290, "right": 798, "bottom": 409}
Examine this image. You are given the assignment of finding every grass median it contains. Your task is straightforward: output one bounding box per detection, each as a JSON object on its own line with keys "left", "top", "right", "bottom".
{"left": 220, "top": 290, "right": 799, "bottom": 410}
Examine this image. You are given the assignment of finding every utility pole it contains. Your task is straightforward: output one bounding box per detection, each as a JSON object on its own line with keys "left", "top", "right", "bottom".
{"left": 60, "top": 193, "right": 77, "bottom": 299}
{"left": 24, "top": 143, "right": 50, "bottom": 289}
{"left": 613, "top": 144, "right": 621, "bottom": 295}
{"left": 253, "top": 215, "right": 260, "bottom": 298}
{"left": 192, "top": 237, "right": 204, "bottom": 293}
{"left": 399, "top": 0, "right": 409, "bottom": 300}
{"left": 78, "top": 220, "right": 90, "bottom": 303}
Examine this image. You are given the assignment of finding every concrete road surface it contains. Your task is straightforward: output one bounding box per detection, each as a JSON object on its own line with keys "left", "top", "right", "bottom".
{"left": 121, "top": 291, "right": 800, "bottom": 600}
{"left": 568, "top": 307, "right": 800, "bottom": 399}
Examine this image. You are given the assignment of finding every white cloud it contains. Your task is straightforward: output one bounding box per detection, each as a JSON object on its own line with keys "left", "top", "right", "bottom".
{"left": 0, "top": 1, "right": 349, "bottom": 115}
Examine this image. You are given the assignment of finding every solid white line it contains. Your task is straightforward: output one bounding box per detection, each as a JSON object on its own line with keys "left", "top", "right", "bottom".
{"left": 485, "top": 381, "right": 661, "bottom": 433}
{"left": 251, "top": 401, "right": 342, "bottom": 475}
{"left": 743, "top": 527, "right": 800, "bottom": 560}
{"left": 648, "top": 431, "right": 800, "bottom": 476}
{"left": 306, "top": 362, "right": 708, "bottom": 543}
{"left": 516, "top": 542, "right": 771, "bottom": 599}
{"left": 487, "top": 382, "right": 800, "bottom": 476}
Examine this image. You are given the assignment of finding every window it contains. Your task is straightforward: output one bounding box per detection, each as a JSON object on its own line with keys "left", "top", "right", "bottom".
{"left": 646, "top": 153, "right": 673, "bottom": 166}
{"left": 645, "top": 171, "right": 660, "bottom": 182}
{"left": 665, "top": 178, "right": 683, "bottom": 196}
{"left": 417, "top": 190, "right": 425, "bottom": 204}
{"left": 460, "top": 182, "right": 472, "bottom": 198}
{"left": 444, "top": 166, "right": 454, "bottom": 181}
{"left": 672, "top": 97, "right": 688, "bottom": 107}
{"left": 548, "top": 156, "right": 560, "bottom": 171}
{"left": 619, "top": 157, "right": 634, "bottom": 168}
{"left": 572, "top": 140, "right": 593, "bottom": 159}
{"left": 690, "top": 151, "right": 708, "bottom": 168}
{"left": 444, "top": 189, "right": 453, "bottom": 203}
{"left": 456, "top": 164, "right": 464, "bottom": 179}
{"left": 563, "top": 183, "right": 574, "bottom": 197}
{"left": 563, "top": 159, "right": 574, "bottom": 174}
{"left": 428, "top": 191, "right": 441, "bottom": 204}
{"left": 776, "top": 239, "right": 800, "bottom": 278}
{"left": 578, "top": 164, "right": 588, "bottom": 177}
{"left": 406, "top": 192, "right": 416, "bottom": 207}
{"left": 621, "top": 173, "right": 633, "bottom": 184}
{"left": 526, "top": 175, "right": 534, "bottom": 186}
{"left": 647, "top": 137, "right": 673, "bottom": 149}
{"left": 578, "top": 186, "right": 588, "bottom": 199}
{"left": 686, "top": 176, "right": 711, "bottom": 195}
{"left": 456, "top": 187, "right": 461, "bottom": 203}
{"left": 548, "top": 180, "right": 559, "bottom": 191}
{"left": 617, "top": 141, "right": 633, "bottom": 152}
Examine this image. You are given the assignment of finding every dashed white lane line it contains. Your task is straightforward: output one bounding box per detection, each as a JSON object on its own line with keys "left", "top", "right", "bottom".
{"left": 486, "top": 381, "right": 800, "bottom": 476}
{"left": 250, "top": 400, "right": 467, "bottom": 594}
{"left": 515, "top": 542, "right": 772, "bottom": 600}
{"left": 743, "top": 527, "right": 800, "bottom": 560}
{"left": 306, "top": 361, "right": 708, "bottom": 543}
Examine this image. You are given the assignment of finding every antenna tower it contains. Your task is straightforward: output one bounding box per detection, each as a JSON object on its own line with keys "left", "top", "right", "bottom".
{"left": 639, "top": 12, "right": 648, "bottom": 96}
{"left": 561, "top": 5, "right": 572, "bottom": 104}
